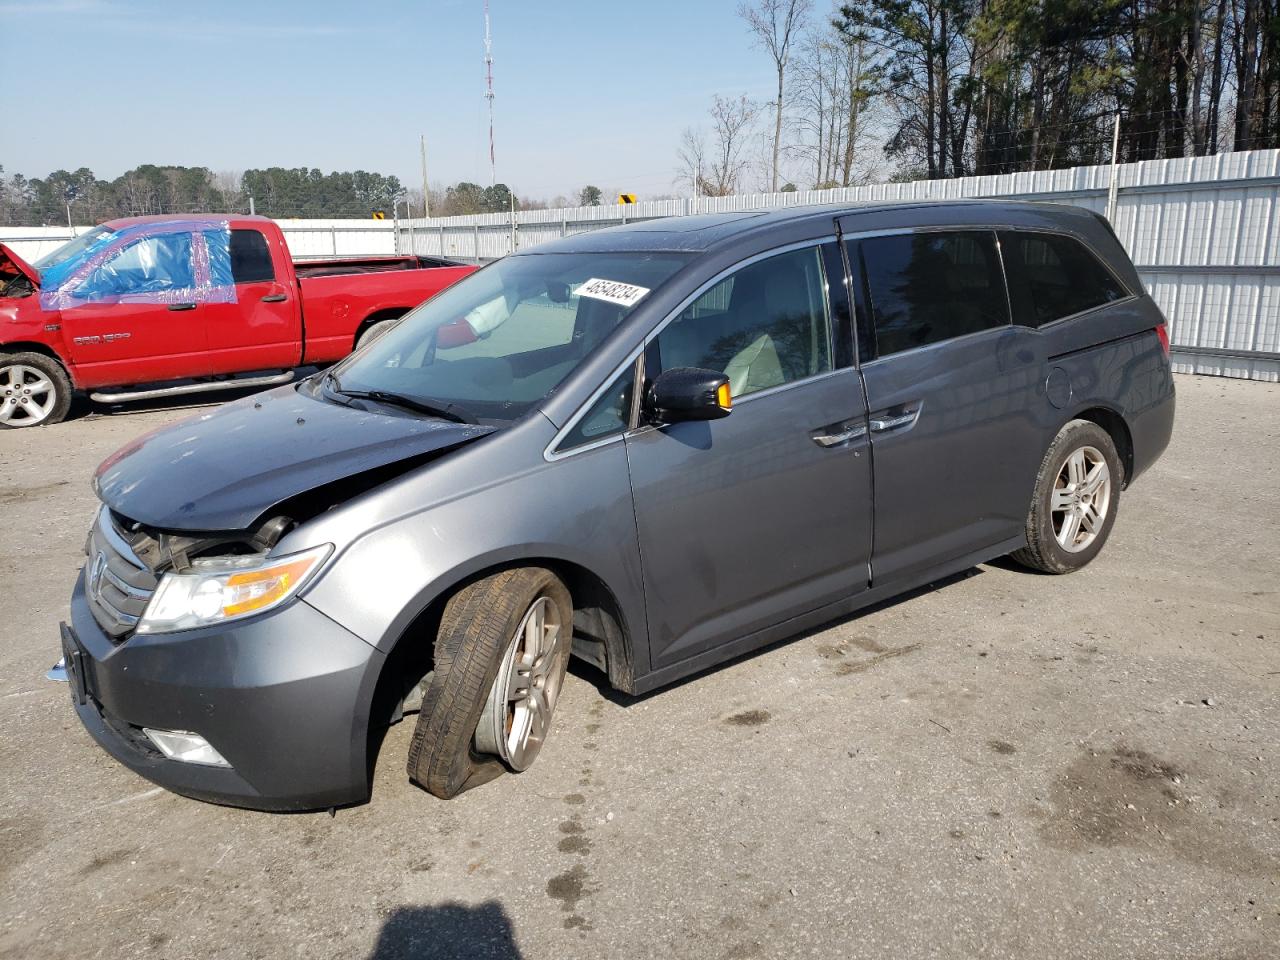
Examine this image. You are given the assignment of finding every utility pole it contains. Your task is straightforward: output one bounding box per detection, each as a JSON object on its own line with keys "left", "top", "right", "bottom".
{"left": 484, "top": 0, "right": 496, "bottom": 187}
{"left": 420, "top": 135, "right": 430, "bottom": 219}
{"left": 249, "top": 196, "right": 256, "bottom": 216}
{"left": 1106, "top": 112, "right": 1122, "bottom": 224}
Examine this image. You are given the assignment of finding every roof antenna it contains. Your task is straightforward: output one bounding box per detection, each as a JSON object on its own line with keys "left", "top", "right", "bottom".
{"left": 484, "top": 0, "right": 496, "bottom": 188}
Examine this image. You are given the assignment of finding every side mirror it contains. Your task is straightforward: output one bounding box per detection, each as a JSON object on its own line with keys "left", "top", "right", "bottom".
{"left": 646, "top": 367, "right": 732, "bottom": 424}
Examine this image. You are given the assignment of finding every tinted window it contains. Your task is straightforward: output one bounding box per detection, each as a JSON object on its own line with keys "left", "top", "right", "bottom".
{"left": 1000, "top": 231, "right": 1128, "bottom": 326}
{"left": 656, "top": 246, "right": 832, "bottom": 398}
{"left": 860, "top": 231, "right": 1008, "bottom": 358}
{"left": 229, "top": 229, "right": 275, "bottom": 283}
{"left": 559, "top": 363, "right": 635, "bottom": 451}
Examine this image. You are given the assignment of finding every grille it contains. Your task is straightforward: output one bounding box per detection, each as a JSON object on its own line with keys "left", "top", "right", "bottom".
{"left": 85, "top": 510, "right": 158, "bottom": 641}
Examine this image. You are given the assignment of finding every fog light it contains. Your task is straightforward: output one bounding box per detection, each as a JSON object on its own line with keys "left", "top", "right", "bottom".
{"left": 142, "top": 728, "right": 229, "bottom": 767}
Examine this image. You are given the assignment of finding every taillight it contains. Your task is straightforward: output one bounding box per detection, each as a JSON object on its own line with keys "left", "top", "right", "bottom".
{"left": 1155, "top": 324, "right": 1170, "bottom": 358}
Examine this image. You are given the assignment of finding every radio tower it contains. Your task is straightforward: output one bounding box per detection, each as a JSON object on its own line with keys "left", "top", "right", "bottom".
{"left": 484, "top": 0, "right": 496, "bottom": 187}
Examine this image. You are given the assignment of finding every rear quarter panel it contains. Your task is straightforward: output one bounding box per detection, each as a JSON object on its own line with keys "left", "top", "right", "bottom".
{"left": 298, "top": 265, "right": 476, "bottom": 363}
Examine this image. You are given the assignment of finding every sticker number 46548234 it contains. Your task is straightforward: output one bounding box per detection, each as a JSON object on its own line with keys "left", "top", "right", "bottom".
{"left": 575, "top": 278, "right": 650, "bottom": 308}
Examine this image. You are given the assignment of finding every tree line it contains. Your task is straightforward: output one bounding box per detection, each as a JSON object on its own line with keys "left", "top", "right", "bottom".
{"left": 682, "top": 0, "right": 1280, "bottom": 194}
{"left": 0, "top": 164, "right": 553, "bottom": 226}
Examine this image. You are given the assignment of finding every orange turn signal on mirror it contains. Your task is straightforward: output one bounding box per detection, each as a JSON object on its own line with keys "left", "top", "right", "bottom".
{"left": 716, "top": 382, "right": 733, "bottom": 410}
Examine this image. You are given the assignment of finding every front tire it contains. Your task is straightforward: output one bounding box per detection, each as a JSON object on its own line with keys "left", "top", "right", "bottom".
{"left": 406, "top": 568, "right": 573, "bottom": 799}
{"left": 1011, "top": 419, "right": 1123, "bottom": 574}
{"left": 0, "top": 352, "right": 72, "bottom": 429}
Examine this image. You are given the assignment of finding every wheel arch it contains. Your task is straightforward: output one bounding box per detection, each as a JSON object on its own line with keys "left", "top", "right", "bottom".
{"left": 368, "top": 554, "right": 637, "bottom": 710}
{"left": 1067, "top": 404, "right": 1134, "bottom": 487}
{"left": 0, "top": 341, "right": 75, "bottom": 385}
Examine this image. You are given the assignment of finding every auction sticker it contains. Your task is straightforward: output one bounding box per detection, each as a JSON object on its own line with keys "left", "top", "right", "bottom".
{"left": 576, "top": 278, "right": 650, "bottom": 308}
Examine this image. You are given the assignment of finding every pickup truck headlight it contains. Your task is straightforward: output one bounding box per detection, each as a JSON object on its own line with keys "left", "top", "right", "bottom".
{"left": 136, "top": 544, "right": 332, "bottom": 634}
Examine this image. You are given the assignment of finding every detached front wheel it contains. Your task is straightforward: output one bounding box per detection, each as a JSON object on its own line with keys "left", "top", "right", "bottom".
{"left": 407, "top": 568, "right": 573, "bottom": 799}
{"left": 0, "top": 353, "right": 72, "bottom": 429}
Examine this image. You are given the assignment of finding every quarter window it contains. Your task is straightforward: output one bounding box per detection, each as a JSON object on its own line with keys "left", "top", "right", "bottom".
{"left": 860, "top": 231, "right": 1009, "bottom": 358}
{"left": 1000, "top": 231, "right": 1128, "bottom": 326}
{"left": 558, "top": 363, "right": 635, "bottom": 451}
{"left": 655, "top": 246, "right": 832, "bottom": 398}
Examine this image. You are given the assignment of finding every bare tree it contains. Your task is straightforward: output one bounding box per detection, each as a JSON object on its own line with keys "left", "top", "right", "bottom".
{"left": 676, "top": 126, "right": 709, "bottom": 196}
{"left": 739, "top": 0, "right": 814, "bottom": 191}
{"left": 707, "top": 94, "right": 760, "bottom": 195}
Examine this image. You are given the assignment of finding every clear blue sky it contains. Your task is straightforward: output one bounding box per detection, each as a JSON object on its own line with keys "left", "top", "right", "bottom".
{"left": 0, "top": 0, "right": 778, "bottom": 200}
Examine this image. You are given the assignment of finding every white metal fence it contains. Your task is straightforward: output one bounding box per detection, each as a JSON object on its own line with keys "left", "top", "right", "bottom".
{"left": 0, "top": 219, "right": 398, "bottom": 263}
{"left": 3, "top": 149, "right": 1277, "bottom": 380}
{"left": 395, "top": 149, "right": 1280, "bottom": 382}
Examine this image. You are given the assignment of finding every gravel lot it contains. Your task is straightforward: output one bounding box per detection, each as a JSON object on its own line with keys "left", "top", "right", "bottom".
{"left": 1, "top": 374, "right": 1277, "bottom": 960}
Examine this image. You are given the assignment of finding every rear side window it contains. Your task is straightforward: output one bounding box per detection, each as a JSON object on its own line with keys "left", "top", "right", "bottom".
{"left": 860, "top": 231, "right": 1008, "bottom": 358}
{"left": 1000, "top": 231, "right": 1128, "bottom": 326}
{"left": 229, "top": 229, "right": 275, "bottom": 283}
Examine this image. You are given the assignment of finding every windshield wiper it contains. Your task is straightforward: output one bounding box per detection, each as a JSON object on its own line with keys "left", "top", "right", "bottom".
{"left": 334, "top": 388, "right": 475, "bottom": 424}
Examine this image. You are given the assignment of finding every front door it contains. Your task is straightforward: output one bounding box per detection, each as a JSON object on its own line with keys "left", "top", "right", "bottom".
{"left": 843, "top": 226, "right": 1044, "bottom": 587}
{"left": 626, "top": 242, "right": 874, "bottom": 670}
{"left": 58, "top": 229, "right": 210, "bottom": 388}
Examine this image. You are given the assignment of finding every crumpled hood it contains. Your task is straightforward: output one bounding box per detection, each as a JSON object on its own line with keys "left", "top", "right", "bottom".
{"left": 94, "top": 383, "right": 495, "bottom": 532}
{"left": 0, "top": 243, "right": 40, "bottom": 288}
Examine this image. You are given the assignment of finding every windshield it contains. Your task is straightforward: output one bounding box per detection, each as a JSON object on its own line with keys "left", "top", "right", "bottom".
{"left": 33, "top": 226, "right": 117, "bottom": 272}
{"left": 327, "top": 251, "right": 690, "bottom": 422}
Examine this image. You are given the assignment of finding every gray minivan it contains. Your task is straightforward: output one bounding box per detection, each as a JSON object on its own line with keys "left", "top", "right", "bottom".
{"left": 58, "top": 201, "right": 1175, "bottom": 810}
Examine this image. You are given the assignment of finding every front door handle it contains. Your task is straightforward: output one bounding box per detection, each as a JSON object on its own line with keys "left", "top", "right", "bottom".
{"left": 261, "top": 293, "right": 288, "bottom": 303}
{"left": 869, "top": 412, "right": 917, "bottom": 432}
{"left": 167, "top": 302, "right": 197, "bottom": 312}
{"left": 811, "top": 422, "right": 867, "bottom": 447}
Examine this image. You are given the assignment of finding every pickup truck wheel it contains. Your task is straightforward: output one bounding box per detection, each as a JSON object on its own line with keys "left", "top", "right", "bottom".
{"left": 1011, "top": 419, "right": 1123, "bottom": 574}
{"left": 406, "top": 567, "right": 573, "bottom": 799}
{"left": 356, "top": 318, "right": 399, "bottom": 351}
{"left": 0, "top": 353, "right": 72, "bottom": 429}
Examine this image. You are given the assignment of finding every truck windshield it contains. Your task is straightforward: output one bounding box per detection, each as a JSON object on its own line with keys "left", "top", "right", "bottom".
{"left": 326, "top": 251, "right": 690, "bottom": 423}
{"left": 33, "top": 226, "right": 117, "bottom": 272}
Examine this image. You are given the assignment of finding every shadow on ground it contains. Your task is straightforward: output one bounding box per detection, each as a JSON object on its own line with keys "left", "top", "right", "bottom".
{"left": 368, "top": 901, "right": 522, "bottom": 959}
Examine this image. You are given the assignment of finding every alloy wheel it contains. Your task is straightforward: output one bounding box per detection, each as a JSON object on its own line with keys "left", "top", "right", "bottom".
{"left": 1051, "top": 445, "right": 1112, "bottom": 553}
{"left": 475, "top": 596, "right": 565, "bottom": 771}
{"left": 0, "top": 363, "right": 57, "bottom": 427}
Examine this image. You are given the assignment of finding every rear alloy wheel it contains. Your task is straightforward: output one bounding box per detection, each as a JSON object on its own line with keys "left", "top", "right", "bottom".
{"left": 0, "top": 353, "right": 72, "bottom": 428}
{"left": 1051, "top": 445, "right": 1113, "bottom": 553}
{"left": 1011, "top": 419, "right": 1124, "bottom": 574}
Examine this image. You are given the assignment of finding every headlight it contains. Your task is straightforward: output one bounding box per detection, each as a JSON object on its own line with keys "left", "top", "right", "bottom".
{"left": 137, "top": 544, "right": 332, "bottom": 634}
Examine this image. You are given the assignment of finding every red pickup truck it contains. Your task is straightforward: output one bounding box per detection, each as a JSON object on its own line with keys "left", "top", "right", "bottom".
{"left": 0, "top": 214, "right": 475, "bottom": 428}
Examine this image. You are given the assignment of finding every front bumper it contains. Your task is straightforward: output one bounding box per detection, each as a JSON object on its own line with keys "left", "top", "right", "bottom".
{"left": 64, "top": 569, "right": 385, "bottom": 811}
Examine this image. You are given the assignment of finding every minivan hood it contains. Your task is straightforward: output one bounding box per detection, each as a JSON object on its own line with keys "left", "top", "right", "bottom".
{"left": 94, "top": 384, "right": 495, "bottom": 532}
{"left": 0, "top": 243, "right": 40, "bottom": 288}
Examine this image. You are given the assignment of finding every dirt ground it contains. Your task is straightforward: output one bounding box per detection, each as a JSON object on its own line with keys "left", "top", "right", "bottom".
{"left": 1, "top": 374, "right": 1277, "bottom": 960}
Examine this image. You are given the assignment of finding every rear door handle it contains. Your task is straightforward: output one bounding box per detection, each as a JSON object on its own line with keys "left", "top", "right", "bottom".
{"left": 869, "top": 412, "right": 917, "bottom": 433}
{"left": 261, "top": 293, "right": 288, "bottom": 303}
{"left": 167, "top": 302, "right": 197, "bottom": 312}
{"left": 811, "top": 421, "right": 867, "bottom": 447}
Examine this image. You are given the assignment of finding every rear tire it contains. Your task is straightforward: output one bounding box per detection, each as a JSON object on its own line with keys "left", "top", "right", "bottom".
{"left": 1011, "top": 419, "right": 1123, "bottom": 574}
{"left": 406, "top": 568, "right": 573, "bottom": 799}
{"left": 356, "top": 317, "right": 399, "bottom": 351}
{"left": 0, "top": 352, "right": 72, "bottom": 429}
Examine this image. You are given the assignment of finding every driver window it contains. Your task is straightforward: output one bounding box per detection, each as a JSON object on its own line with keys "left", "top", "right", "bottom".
{"left": 656, "top": 246, "right": 832, "bottom": 399}
{"left": 77, "top": 233, "right": 195, "bottom": 300}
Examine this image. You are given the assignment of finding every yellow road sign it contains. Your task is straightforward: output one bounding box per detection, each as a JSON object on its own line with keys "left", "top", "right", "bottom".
{"left": 617, "top": 193, "right": 636, "bottom": 205}
{"left": 372, "top": 211, "right": 386, "bottom": 220}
